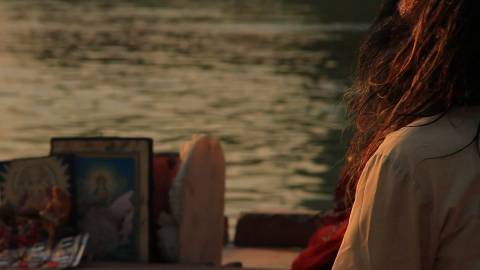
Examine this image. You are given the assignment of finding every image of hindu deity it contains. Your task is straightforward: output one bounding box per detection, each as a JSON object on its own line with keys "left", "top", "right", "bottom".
{"left": 0, "top": 157, "right": 71, "bottom": 212}
{"left": 74, "top": 156, "right": 137, "bottom": 260}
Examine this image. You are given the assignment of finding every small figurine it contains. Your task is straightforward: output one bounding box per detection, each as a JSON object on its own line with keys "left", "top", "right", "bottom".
{"left": 39, "top": 186, "right": 71, "bottom": 245}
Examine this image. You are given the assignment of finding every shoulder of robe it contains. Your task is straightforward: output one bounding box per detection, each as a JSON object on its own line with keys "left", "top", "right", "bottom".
{"left": 377, "top": 108, "right": 480, "bottom": 170}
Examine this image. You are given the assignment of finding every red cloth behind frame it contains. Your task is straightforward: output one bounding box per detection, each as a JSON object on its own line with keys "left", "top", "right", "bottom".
{"left": 291, "top": 211, "right": 348, "bottom": 270}
{"left": 153, "top": 153, "right": 180, "bottom": 218}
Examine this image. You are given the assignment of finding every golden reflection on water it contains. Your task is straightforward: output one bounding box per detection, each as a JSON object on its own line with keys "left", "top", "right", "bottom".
{"left": 0, "top": 0, "right": 372, "bottom": 226}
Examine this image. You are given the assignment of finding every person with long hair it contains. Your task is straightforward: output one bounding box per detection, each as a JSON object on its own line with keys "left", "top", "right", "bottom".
{"left": 293, "top": 0, "right": 480, "bottom": 269}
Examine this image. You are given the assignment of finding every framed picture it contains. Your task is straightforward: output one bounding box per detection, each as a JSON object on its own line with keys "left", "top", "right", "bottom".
{"left": 0, "top": 156, "right": 74, "bottom": 215}
{"left": 50, "top": 137, "right": 153, "bottom": 262}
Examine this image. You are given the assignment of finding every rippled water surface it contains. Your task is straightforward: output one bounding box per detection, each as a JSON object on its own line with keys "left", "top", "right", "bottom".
{"left": 0, "top": 0, "right": 377, "bottom": 223}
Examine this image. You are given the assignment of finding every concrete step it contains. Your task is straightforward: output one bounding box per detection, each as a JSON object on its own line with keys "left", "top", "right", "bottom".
{"left": 234, "top": 210, "right": 321, "bottom": 247}
{"left": 223, "top": 246, "right": 300, "bottom": 270}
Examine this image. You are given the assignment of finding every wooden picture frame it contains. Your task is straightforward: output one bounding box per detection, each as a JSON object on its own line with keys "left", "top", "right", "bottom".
{"left": 50, "top": 137, "right": 153, "bottom": 262}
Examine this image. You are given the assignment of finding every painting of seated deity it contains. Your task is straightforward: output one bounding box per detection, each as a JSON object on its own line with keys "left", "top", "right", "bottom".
{"left": 0, "top": 156, "right": 74, "bottom": 221}
{"left": 0, "top": 155, "right": 76, "bottom": 250}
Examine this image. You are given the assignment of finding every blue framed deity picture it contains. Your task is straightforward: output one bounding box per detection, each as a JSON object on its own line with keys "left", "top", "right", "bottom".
{"left": 50, "top": 138, "right": 153, "bottom": 262}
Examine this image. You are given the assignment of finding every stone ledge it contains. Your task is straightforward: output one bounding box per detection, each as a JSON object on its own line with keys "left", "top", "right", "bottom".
{"left": 75, "top": 262, "right": 270, "bottom": 270}
{"left": 234, "top": 211, "right": 321, "bottom": 247}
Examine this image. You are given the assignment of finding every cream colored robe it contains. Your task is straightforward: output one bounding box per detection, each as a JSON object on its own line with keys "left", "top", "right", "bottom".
{"left": 333, "top": 107, "right": 480, "bottom": 270}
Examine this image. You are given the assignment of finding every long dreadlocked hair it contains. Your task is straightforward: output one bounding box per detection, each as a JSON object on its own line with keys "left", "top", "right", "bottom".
{"left": 338, "top": 0, "right": 480, "bottom": 209}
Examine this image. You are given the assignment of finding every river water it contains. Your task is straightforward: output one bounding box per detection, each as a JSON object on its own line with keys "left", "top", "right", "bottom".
{"left": 0, "top": 0, "right": 378, "bottom": 226}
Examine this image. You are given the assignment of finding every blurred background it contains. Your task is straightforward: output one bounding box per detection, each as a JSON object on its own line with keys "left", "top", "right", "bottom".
{"left": 0, "top": 0, "right": 380, "bottom": 231}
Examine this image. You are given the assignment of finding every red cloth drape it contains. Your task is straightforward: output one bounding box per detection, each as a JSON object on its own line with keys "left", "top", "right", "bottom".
{"left": 153, "top": 153, "right": 180, "bottom": 217}
{"left": 291, "top": 211, "right": 349, "bottom": 270}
